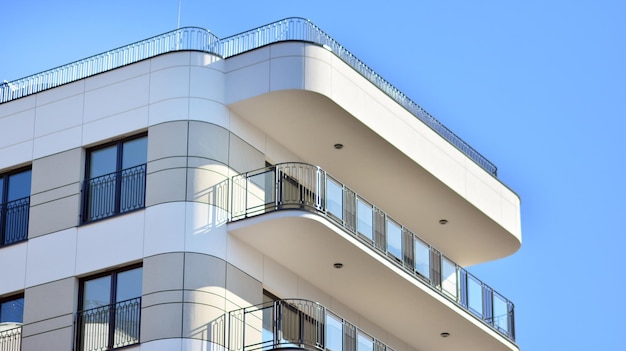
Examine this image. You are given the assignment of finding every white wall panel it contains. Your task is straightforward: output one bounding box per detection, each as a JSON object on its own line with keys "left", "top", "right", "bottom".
{"left": 75, "top": 211, "right": 145, "bottom": 275}
{"left": 83, "top": 75, "right": 150, "bottom": 123}
{"left": 262, "top": 256, "right": 298, "bottom": 298}
{"left": 0, "top": 95, "right": 35, "bottom": 119}
{"left": 0, "top": 141, "right": 33, "bottom": 170}
{"left": 225, "top": 62, "right": 270, "bottom": 104}
{"left": 188, "top": 99, "right": 229, "bottom": 128}
{"left": 143, "top": 202, "right": 186, "bottom": 257}
{"left": 150, "top": 51, "right": 190, "bottom": 73}
{"left": 33, "top": 125, "right": 82, "bottom": 159}
{"left": 189, "top": 66, "right": 225, "bottom": 102}
{"left": 35, "top": 80, "right": 84, "bottom": 106}
{"left": 25, "top": 228, "right": 77, "bottom": 287}
{"left": 82, "top": 107, "right": 148, "bottom": 146}
{"left": 85, "top": 60, "right": 150, "bottom": 92}
{"left": 227, "top": 112, "right": 265, "bottom": 158}
{"left": 0, "top": 109, "right": 35, "bottom": 150}
{"left": 34, "top": 94, "right": 84, "bottom": 137}
{"left": 0, "top": 242, "right": 27, "bottom": 295}
{"left": 270, "top": 57, "right": 304, "bottom": 91}
{"left": 148, "top": 98, "right": 190, "bottom": 125}
{"left": 184, "top": 202, "right": 228, "bottom": 258}
{"left": 225, "top": 235, "right": 263, "bottom": 282}
{"left": 149, "top": 66, "right": 191, "bottom": 103}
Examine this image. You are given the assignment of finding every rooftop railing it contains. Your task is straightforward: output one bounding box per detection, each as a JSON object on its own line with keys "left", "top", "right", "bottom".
{"left": 0, "top": 18, "right": 497, "bottom": 177}
{"left": 229, "top": 299, "right": 395, "bottom": 351}
{"left": 230, "top": 162, "right": 515, "bottom": 342}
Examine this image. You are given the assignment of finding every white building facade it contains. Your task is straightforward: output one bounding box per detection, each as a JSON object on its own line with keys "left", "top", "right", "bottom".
{"left": 0, "top": 18, "right": 521, "bottom": 351}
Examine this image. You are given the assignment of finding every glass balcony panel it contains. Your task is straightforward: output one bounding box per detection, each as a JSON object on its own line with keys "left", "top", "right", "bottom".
{"left": 386, "top": 219, "right": 402, "bottom": 261}
{"left": 467, "top": 274, "right": 483, "bottom": 317}
{"left": 414, "top": 238, "right": 430, "bottom": 279}
{"left": 326, "top": 178, "right": 343, "bottom": 220}
{"left": 356, "top": 198, "right": 373, "bottom": 241}
{"left": 493, "top": 293, "right": 510, "bottom": 334}
{"left": 357, "top": 332, "right": 373, "bottom": 351}
{"left": 441, "top": 257, "right": 458, "bottom": 299}
{"left": 326, "top": 313, "right": 343, "bottom": 351}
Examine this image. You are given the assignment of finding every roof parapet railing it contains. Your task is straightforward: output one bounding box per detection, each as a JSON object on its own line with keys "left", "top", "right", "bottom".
{"left": 0, "top": 27, "right": 219, "bottom": 104}
{"left": 0, "top": 18, "right": 496, "bottom": 177}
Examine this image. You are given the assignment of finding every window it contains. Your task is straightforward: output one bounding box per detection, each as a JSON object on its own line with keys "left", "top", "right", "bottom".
{"left": 0, "top": 294, "right": 23, "bottom": 351}
{"left": 0, "top": 295, "right": 23, "bottom": 324}
{"left": 83, "top": 135, "right": 147, "bottom": 223}
{"left": 0, "top": 168, "right": 31, "bottom": 246}
{"left": 77, "top": 265, "right": 142, "bottom": 351}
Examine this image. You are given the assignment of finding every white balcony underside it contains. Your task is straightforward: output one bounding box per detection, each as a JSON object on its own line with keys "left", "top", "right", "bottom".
{"left": 228, "top": 211, "right": 518, "bottom": 351}
{"left": 229, "top": 89, "right": 520, "bottom": 266}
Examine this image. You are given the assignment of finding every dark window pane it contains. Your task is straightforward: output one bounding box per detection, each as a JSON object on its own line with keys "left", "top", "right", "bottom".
{"left": 122, "top": 137, "right": 147, "bottom": 169}
{"left": 83, "top": 275, "right": 111, "bottom": 310}
{"left": 8, "top": 170, "right": 31, "bottom": 201}
{"left": 0, "top": 297, "right": 24, "bottom": 323}
{"left": 116, "top": 267, "right": 142, "bottom": 302}
{"left": 0, "top": 177, "right": 4, "bottom": 201}
{"left": 90, "top": 145, "right": 117, "bottom": 178}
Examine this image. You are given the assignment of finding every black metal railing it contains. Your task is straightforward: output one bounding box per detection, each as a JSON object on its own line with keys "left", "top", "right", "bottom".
{"left": 0, "top": 18, "right": 497, "bottom": 177}
{"left": 76, "top": 297, "right": 141, "bottom": 351}
{"left": 0, "top": 197, "right": 30, "bottom": 246}
{"left": 82, "top": 164, "right": 146, "bottom": 223}
{"left": 231, "top": 162, "right": 515, "bottom": 341}
{"left": 229, "top": 299, "right": 393, "bottom": 351}
{"left": 0, "top": 326, "right": 21, "bottom": 351}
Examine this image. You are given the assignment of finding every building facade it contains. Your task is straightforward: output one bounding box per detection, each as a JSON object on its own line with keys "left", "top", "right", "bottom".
{"left": 0, "top": 18, "right": 521, "bottom": 351}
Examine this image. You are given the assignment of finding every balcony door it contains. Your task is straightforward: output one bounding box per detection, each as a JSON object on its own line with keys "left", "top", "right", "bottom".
{"left": 78, "top": 266, "right": 142, "bottom": 351}
{"left": 83, "top": 135, "right": 147, "bottom": 222}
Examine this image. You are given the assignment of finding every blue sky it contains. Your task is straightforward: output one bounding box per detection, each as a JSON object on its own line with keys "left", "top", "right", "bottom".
{"left": 2, "top": 1, "right": 625, "bottom": 350}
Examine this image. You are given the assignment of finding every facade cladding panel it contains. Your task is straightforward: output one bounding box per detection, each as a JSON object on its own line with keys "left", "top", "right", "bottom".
{"left": 0, "top": 18, "right": 521, "bottom": 351}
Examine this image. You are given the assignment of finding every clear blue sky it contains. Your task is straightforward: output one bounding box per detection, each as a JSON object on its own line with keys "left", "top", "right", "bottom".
{"left": 2, "top": 1, "right": 625, "bottom": 350}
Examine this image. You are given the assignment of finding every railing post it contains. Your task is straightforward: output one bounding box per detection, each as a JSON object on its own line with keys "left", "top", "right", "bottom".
{"left": 0, "top": 202, "right": 5, "bottom": 245}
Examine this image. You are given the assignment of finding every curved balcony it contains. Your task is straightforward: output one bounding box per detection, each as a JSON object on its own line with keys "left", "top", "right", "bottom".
{"left": 0, "top": 18, "right": 496, "bottom": 177}
{"left": 229, "top": 299, "right": 395, "bottom": 351}
{"left": 230, "top": 163, "right": 514, "bottom": 343}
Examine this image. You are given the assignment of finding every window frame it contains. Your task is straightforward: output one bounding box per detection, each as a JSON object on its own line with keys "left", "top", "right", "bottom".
{"left": 82, "top": 133, "right": 147, "bottom": 224}
{"left": 0, "top": 167, "right": 31, "bottom": 247}
{"left": 0, "top": 293, "right": 24, "bottom": 324}
{"left": 76, "top": 264, "right": 143, "bottom": 351}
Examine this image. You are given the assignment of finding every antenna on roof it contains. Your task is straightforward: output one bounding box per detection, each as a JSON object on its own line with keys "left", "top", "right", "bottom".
{"left": 177, "top": 0, "right": 182, "bottom": 30}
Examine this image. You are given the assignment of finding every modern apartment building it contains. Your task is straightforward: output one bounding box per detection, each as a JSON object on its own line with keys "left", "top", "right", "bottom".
{"left": 0, "top": 18, "right": 521, "bottom": 351}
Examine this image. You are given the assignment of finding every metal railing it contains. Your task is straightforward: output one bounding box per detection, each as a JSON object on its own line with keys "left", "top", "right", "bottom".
{"left": 0, "top": 27, "right": 219, "bottom": 104}
{"left": 0, "top": 326, "right": 21, "bottom": 351}
{"left": 231, "top": 162, "right": 515, "bottom": 341}
{"left": 82, "top": 164, "right": 146, "bottom": 223}
{"left": 0, "top": 18, "right": 496, "bottom": 177}
{"left": 0, "top": 197, "right": 30, "bottom": 246}
{"left": 229, "top": 299, "right": 394, "bottom": 351}
{"left": 76, "top": 297, "right": 141, "bottom": 351}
